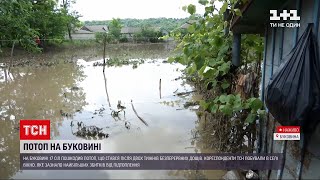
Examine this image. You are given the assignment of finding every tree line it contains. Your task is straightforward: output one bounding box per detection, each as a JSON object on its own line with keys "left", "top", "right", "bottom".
{"left": 0, "top": 0, "right": 80, "bottom": 53}
{"left": 85, "top": 17, "right": 189, "bottom": 32}
{"left": 95, "top": 18, "right": 168, "bottom": 43}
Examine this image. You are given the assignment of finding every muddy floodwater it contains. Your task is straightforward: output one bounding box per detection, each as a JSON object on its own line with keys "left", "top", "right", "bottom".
{"left": 0, "top": 44, "right": 225, "bottom": 179}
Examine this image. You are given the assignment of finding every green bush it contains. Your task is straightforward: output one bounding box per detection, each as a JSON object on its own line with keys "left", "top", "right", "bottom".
{"left": 95, "top": 32, "right": 114, "bottom": 43}
{"left": 119, "top": 36, "right": 128, "bottom": 43}
{"left": 133, "top": 26, "right": 164, "bottom": 43}
{"left": 133, "top": 33, "right": 144, "bottom": 43}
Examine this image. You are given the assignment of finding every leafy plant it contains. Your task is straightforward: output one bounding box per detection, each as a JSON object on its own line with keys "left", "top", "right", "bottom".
{"left": 170, "top": 0, "right": 264, "bottom": 123}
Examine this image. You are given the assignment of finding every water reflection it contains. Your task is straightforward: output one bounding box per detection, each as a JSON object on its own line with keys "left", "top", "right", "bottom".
{"left": 0, "top": 62, "right": 87, "bottom": 179}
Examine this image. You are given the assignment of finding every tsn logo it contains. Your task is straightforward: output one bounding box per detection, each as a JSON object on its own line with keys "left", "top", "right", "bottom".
{"left": 20, "top": 120, "right": 50, "bottom": 140}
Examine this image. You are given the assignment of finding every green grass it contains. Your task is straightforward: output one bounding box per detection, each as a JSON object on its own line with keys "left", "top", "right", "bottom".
{"left": 53, "top": 39, "right": 99, "bottom": 49}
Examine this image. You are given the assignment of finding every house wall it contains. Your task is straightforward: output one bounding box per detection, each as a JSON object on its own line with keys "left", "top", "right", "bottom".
{"left": 64, "top": 33, "right": 95, "bottom": 40}
{"left": 262, "top": 0, "right": 320, "bottom": 179}
{"left": 70, "top": 33, "right": 95, "bottom": 40}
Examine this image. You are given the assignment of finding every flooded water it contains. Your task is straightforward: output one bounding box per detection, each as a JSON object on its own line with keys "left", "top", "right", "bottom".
{"left": 0, "top": 44, "right": 225, "bottom": 179}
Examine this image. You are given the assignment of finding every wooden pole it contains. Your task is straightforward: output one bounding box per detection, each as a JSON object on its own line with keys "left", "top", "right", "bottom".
{"left": 8, "top": 40, "right": 16, "bottom": 72}
{"left": 4, "top": 68, "right": 8, "bottom": 83}
{"left": 103, "top": 35, "right": 106, "bottom": 72}
{"left": 103, "top": 71, "right": 111, "bottom": 108}
{"left": 159, "top": 78, "right": 162, "bottom": 99}
{"left": 10, "top": 40, "right": 15, "bottom": 57}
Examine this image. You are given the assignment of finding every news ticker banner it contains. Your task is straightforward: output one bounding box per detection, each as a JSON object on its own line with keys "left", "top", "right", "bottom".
{"left": 21, "top": 152, "right": 283, "bottom": 170}
{"left": 20, "top": 140, "right": 283, "bottom": 170}
{"left": 19, "top": 120, "right": 287, "bottom": 170}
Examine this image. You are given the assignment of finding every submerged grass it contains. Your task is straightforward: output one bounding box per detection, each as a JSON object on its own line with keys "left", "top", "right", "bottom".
{"left": 93, "top": 58, "right": 145, "bottom": 67}
{"left": 0, "top": 42, "right": 176, "bottom": 67}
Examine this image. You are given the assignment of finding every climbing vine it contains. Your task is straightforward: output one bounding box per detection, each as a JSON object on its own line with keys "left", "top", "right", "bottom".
{"left": 169, "top": 0, "right": 265, "bottom": 152}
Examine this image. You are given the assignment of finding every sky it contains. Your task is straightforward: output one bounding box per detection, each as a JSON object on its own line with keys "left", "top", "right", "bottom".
{"left": 71, "top": 0, "right": 207, "bottom": 21}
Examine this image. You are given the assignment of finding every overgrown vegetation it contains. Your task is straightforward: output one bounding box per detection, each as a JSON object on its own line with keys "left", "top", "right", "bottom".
{"left": 169, "top": 0, "right": 265, "bottom": 153}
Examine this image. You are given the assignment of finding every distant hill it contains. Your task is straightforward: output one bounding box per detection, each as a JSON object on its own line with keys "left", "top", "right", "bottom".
{"left": 84, "top": 18, "right": 189, "bottom": 32}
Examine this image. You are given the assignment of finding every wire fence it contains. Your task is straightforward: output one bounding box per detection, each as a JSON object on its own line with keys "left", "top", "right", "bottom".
{"left": 0, "top": 37, "right": 175, "bottom": 42}
{"left": 0, "top": 39, "right": 179, "bottom": 51}
{"left": 0, "top": 38, "right": 177, "bottom": 48}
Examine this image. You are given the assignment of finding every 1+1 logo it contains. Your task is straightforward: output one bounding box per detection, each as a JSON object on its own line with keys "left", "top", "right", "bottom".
{"left": 270, "top": 10, "right": 300, "bottom": 28}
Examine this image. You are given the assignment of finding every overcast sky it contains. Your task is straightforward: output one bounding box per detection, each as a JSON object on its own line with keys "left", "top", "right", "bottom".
{"left": 71, "top": 0, "right": 207, "bottom": 21}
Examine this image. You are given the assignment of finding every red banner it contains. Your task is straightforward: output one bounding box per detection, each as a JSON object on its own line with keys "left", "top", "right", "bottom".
{"left": 276, "top": 126, "right": 300, "bottom": 133}
{"left": 20, "top": 120, "right": 50, "bottom": 140}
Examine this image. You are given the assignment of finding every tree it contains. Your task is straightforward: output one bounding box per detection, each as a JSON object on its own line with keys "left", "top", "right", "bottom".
{"left": 62, "top": 0, "right": 81, "bottom": 41}
{"left": 0, "top": 0, "right": 39, "bottom": 52}
{"left": 29, "top": 0, "right": 81, "bottom": 46}
{"left": 108, "top": 18, "right": 122, "bottom": 41}
{"left": 30, "top": 1, "right": 66, "bottom": 44}
{"left": 0, "top": 0, "right": 80, "bottom": 52}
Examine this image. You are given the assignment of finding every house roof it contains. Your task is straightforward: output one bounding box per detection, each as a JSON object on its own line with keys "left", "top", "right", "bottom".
{"left": 81, "top": 25, "right": 109, "bottom": 33}
{"left": 78, "top": 26, "right": 163, "bottom": 35}
{"left": 231, "top": 0, "right": 289, "bottom": 34}
{"left": 180, "top": 20, "right": 197, "bottom": 29}
{"left": 73, "top": 29, "right": 93, "bottom": 34}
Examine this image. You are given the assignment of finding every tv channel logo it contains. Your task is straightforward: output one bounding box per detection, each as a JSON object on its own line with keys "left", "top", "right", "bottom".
{"left": 269, "top": 10, "right": 300, "bottom": 28}
{"left": 20, "top": 120, "right": 50, "bottom": 140}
